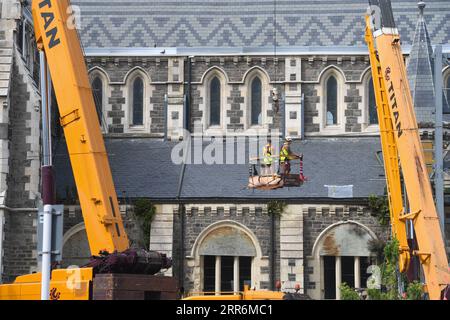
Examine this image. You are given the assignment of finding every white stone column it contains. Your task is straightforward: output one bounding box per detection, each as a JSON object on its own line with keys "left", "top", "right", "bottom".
{"left": 280, "top": 205, "right": 304, "bottom": 293}
{"left": 284, "top": 57, "right": 303, "bottom": 139}
{"left": 215, "top": 256, "right": 221, "bottom": 295}
{"left": 149, "top": 205, "right": 174, "bottom": 276}
{"left": 354, "top": 256, "right": 361, "bottom": 289}
{"left": 233, "top": 256, "right": 239, "bottom": 293}
{"left": 335, "top": 256, "right": 341, "bottom": 300}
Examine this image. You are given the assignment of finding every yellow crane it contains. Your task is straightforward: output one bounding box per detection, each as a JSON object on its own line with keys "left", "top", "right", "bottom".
{"left": 365, "top": 0, "right": 450, "bottom": 300}
{"left": 0, "top": 0, "right": 174, "bottom": 300}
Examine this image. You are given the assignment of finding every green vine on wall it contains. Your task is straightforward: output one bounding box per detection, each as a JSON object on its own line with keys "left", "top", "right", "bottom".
{"left": 368, "top": 194, "right": 390, "bottom": 227}
{"left": 133, "top": 198, "right": 156, "bottom": 250}
{"left": 267, "top": 200, "right": 287, "bottom": 216}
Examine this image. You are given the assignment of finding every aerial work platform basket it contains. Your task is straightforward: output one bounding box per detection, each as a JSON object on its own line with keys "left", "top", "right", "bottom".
{"left": 248, "top": 158, "right": 306, "bottom": 190}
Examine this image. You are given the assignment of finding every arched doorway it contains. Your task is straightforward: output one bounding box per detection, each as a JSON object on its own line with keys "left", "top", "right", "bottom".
{"left": 189, "top": 220, "right": 265, "bottom": 294}
{"left": 61, "top": 223, "right": 91, "bottom": 268}
{"left": 311, "top": 221, "right": 377, "bottom": 300}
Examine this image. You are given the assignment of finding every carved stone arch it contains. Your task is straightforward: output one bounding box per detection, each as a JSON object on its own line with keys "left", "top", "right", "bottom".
{"left": 123, "top": 66, "right": 152, "bottom": 84}
{"left": 443, "top": 65, "right": 450, "bottom": 75}
{"left": 317, "top": 65, "right": 347, "bottom": 83}
{"left": 61, "top": 223, "right": 91, "bottom": 268}
{"left": 88, "top": 66, "right": 110, "bottom": 83}
{"left": 443, "top": 66, "right": 450, "bottom": 87}
{"left": 190, "top": 220, "right": 262, "bottom": 258}
{"left": 200, "top": 66, "right": 230, "bottom": 84}
{"left": 311, "top": 220, "right": 378, "bottom": 258}
{"left": 88, "top": 66, "right": 111, "bottom": 83}
{"left": 359, "top": 66, "right": 373, "bottom": 84}
{"left": 443, "top": 66, "right": 450, "bottom": 90}
{"left": 242, "top": 66, "right": 271, "bottom": 84}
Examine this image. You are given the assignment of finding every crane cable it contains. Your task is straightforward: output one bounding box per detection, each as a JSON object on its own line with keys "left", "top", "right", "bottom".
{"left": 272, "top": 0, "right": 279, "bottom": 114}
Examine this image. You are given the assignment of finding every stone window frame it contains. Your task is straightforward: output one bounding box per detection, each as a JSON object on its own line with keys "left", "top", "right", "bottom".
{"left": 361, "top": 69, "right": 380, "bottom": 133}
{"left": 243, "top": 67, "right": 271, "bottom": 131}
{"left": 123, "top": 67, "right": 152, "bottom": 133}
{"left": 443, "top": 66, "right": 450, "bottom": 110}
{"left": 201, "top": 67, "right": 229, "bottom": 135}
{"left": 318, "top": 66, "right": 346, "bottom": 134}
{"left": 88, "top": 67, "right": 111, "bottom": 133}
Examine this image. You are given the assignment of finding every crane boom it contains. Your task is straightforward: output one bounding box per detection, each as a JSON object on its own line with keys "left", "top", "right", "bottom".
{"left": 364, "top": 16, "right": 410, "bottom": 272}
{"left": 32, "top": 0, "right": 129, "bottom": 255}
{"left": 0, "top": 0, "right": 174, "bottom": 300}
{"left": 366, "top": 0, "right": 450, "bottom": 300}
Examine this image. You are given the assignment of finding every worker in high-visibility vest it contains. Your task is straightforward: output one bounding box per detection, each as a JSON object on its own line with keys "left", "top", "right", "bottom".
{"left": 280, "top": 137, "right": 302, "bottom": 176}
{"left": 262, "top": 139, "right": 274, "bottom": 176}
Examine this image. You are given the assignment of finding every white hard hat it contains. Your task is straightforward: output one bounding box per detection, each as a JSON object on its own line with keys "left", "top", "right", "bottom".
{"left": 285, "top": 136, "right": 293, "bottom": 142}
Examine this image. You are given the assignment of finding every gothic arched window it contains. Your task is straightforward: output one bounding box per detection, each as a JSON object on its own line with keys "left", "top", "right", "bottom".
{"left": 132, "top": 77, "right": 144, "bottom": 125}
{"left": 210, "top": 76, "right": 221, "bottom": 126}
{"left": 92, "top": 76, "right": 103, "bottom": 125}
{"left": 251, "top": 77, "right": 262, "bottom": 125}
{"left": 326, "top": 76, "right": 338, "bottom": 125}
{"left": 368, "top": 78, "right": 378, "bottom": 125}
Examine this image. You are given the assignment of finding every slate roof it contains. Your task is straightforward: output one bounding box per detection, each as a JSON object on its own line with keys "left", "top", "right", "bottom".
{"left": 71, "top": 0, "right": 450, "bottom": 48}
{"left": 53, "top": 137, "right": 386, "bottom": 202}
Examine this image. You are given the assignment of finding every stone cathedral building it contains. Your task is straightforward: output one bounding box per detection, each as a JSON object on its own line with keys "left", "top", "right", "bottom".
{"left": 0, "top": 0, "right": 449, "bottom": 300}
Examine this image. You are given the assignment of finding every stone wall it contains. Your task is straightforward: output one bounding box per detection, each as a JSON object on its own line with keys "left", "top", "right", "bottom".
{"left": 2, "top": 50, "right": 41, "bottom": 283}
{"left": 2, "top": 210, "right": 38, "bottom": 283}
{"left": 7, "top": 54, "right": 40, "bottom": 208}
{"left": 86, "top": 58, "right": 169, "bottom": 135}
{"left": 302, "top": 57, "right": 371, "bottom": 135}
{"left": 83, "top": 55, "right": 379, "bottom": 140}
{"left": 345, "top": 84, "right": 362, "bottom": 132}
